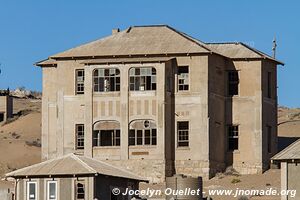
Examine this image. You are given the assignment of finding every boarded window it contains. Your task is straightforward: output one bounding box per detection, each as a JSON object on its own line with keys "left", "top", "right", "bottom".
{"left": 76, "top": 124, "right": 84, "bottom": 150}
{"left": 93, "top": 68, "right": 120, "bottom": 92}
{"left": 178, "top": 66, "right": 189, "bottom": 91}
{"left": 228, "top": 71, "right": 239, "bottom": 96}
{"left": 27, "top": 181, "right": 37, "bottom": 200}
{"left": 129, "top": 67, "right": 156, "bottom": 91}
{"left": 228, "top": 125, "right": 239, "bottom": 151}
{"left": 177, "top": 121, "right": 189, "bottom": 147}
{"left": 76, "top": 69, "right": 85, "bottom": 94}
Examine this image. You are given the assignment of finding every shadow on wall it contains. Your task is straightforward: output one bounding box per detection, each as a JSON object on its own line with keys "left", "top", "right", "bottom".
{"left": 278, "top": 136, "right": 300, "bottom": 152}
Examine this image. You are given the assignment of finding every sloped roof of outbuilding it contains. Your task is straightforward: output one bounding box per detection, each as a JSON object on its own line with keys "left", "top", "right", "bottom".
{"left": 50, "top": 25, "right": 211, "bottom": 58}
{"left": 272, "top": 139, "right": 300, "bottom": 161}
{"left": 206, "top": 42, "right": 284, "bottom": 65}
{"left": 5, "top": 154, "right": 147, "bottom": 181}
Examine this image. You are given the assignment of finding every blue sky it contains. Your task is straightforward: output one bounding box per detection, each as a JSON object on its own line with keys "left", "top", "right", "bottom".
{"left": 0, "top": 1, "right": 299, "bottom": 107}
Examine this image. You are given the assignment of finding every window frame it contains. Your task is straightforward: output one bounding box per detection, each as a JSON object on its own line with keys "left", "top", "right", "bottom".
{"left": 93, "top": 129, "right": 120, "bottom": 147}
{"left": 228, "top": 125, "right": 239, "bottom": 151}
{"left": 129, "top": 67, "right": 157, "bottom": 91}
{"left": 75, "top": 124, "right": 84, "bottom": 150}
{"left": 75, "top": 69, "right": 85, "bottom": 95}
{"left": 128, "top": 128, "right": 157, "bottom": 146}
{"left": 227, "top": 70, "right": 239, "bottom": 96}
{"left": 177, "top": 66, "right": 189, "bottom": 91}
{"left": 75, "top": 179, "right": 85, "bottom": 200}
{"left": 93, "top": 68, "right": 120, "bottom": 92}
{"left": 177, "top": 121, "right": 189, "bottom": 147}
{"left": 47, "top": 180, "right": 57, "bottom": 200}
{"left": 26, "top": 181, "right": 37, "bottom": 200}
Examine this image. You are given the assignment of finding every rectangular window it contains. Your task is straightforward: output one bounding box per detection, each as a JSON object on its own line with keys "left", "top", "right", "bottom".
{"left": 27, "top": 181, "right": 37, "bottom": 200}
{"left": 267, "top": 125, "right": 272, "bottom": 153}
{"left": 76, "top": 124, "right": 84, "bottom": 150}
{"left": 228, "top": 125, "right": 239, "bottom": 151}
{"left": 178, "top": 66, "right": 189, "bottom": 91}
{"left": 228, "top": 71, "right": 239, "bottom": 96}
{"left": 177, "top": 121, "right": 189, "bottom": 147}
{"left": 129, "top": 67, "right": 156, "bottom": 91}
{"left": 93, "top": 68, "right": 120, "bottom": 92}
{"left": 47, "top": 181, "right": 57, "bottom": 200}
{"left": 76, "top": 69, "right": 85, "bottom": 94}
{"left": 128, "top": 129, "right": 157, "bottom": 146}
{"left": 75, "top": 180, "right": 85, "bottom": 200}
{"left": 267, "top": 72, "right": 272, "bottom": 98}
{"left": 93, "top": 130, "right": 120, "bottom": 146}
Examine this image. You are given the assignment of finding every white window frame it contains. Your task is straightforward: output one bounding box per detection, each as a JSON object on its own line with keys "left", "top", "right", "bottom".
{"left": 27, "top": 181, "right": 37, "bottom": 200}
{"left": 47, "top": 180, "right": 58, "bottom": 200}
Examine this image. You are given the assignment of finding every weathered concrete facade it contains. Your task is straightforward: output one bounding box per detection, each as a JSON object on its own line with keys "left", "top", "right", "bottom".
{"left": 37, "top": 25, "right": 282, "bottom": 182}
{"left": 0, "top": 93, "right": 13, "bottom": 123}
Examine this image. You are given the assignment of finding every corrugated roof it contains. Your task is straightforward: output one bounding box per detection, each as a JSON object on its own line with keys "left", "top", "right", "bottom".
{"left": 5, "top": 154, "right": 147, "bottom": 181}
{"left": 206, "top": 42, "right": 284, "bottom": 65}
{"left": 272, "top": 139, "right": 300, "bottom": 161}
{"left": 82, "top": 57, "right": 174, "bottom": 65}
{"left": 50, "top": 25, "right": 211, "bottom": 58}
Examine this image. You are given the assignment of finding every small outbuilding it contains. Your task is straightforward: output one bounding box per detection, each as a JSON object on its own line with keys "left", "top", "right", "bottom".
{"left": 272, "top": 139, "right": 300, "bottom": 200}
{"left": 0, "top": 90, "right": 13, "bottom": 123}
{"left": 6, "top": 153, "right": 148, "bottom": 200}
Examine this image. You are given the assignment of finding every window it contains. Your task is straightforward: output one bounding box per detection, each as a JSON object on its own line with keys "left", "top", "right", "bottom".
{"left": 93, "top": 68, "right": 120, "bottom": 92}
{"left": 93, "top": 130, "right": 120, "bottom": 146}
{"left": 76, "top": 124, "right": 84, "bottom": 150}
{"left": 178, "top": 66, "right": 189, "bottom": 91}
{"left": 129, "top": 67, "right": 156, "bottom": 91}
{"left": 267, "top": 72, "right": 272, "bottom": 98}
{"left": 47, "top": 181, "right": 57, "bottom": 200}
{"left": 177, "top": 121, "right": 189, "bottom": 147}
{"left": 228, "top": 125, "right": 239, "bottom": 151}
{"left": 75, "top": 180, "right": 85, "bottom": 200}
{"left": 27, "top": 181, "right": 37, "bottom": 200}
{"left": 267, "top": 125, "right": 272, "bottom": 153}
{"left": 76, "top": 69, "right": 85, "bottom": 94}
{"left": 228, "top": 71, "right": 239, "bottom": 96}
{"left": 129, "top": 128, "right": 157, "bottom": 146}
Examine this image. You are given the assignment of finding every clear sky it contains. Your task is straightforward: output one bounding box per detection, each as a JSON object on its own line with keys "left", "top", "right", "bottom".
{"left": 0, "top": 1, "right": 299, "bottom": 107}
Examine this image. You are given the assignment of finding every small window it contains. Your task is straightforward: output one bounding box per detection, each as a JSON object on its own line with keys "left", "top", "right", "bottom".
{"left": 178, "top": 66, "right": 189, "bottom": 91}
{"left": 93, "top": 130, "right": 120, "bottom": 146}
{"left": 76, "top": 69, "right": 85, "bottom": 95}
{"left": 267, "top": 72, "right": 272, "bottom": 98}
{"left": 27, "top": 181, "right": 37, "bottom": 200}
{"left": 228, "top": 125, "right": 239, "bottom": 151}
{"left": 228, "top": 71, "right": 239, "bottom": 96}
{"left": 76, "top": 124, "right": 84, "bottom": 150}
{"left": 93, "top": 68, "right": 120, "bottom": 92}
{"left": 177, "top": 121, "right": 189, "bottom": 147}
{"left": 75, "top": 180, "right": 85, "bottom": 200}
{"left": 267, "top": 125, "right": 272, "bottom": 153}
{"left": 129, "top": 67, "right": 156, "bottom": 91}
{"left": 47, "top": 181, "right": 57, "bottom": 200}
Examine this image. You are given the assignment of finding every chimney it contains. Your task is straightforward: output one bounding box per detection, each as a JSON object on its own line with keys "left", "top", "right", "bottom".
{"left": 112, "top": 28, "right": 120, "bottom": 35}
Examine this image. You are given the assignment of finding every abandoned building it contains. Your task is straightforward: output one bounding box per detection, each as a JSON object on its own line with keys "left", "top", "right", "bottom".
{"left": 6, "top": 24, "right": 284, "bottom": 200}
{"left": 0, "top": 90, "right": 13, "bottom": 123}
{"left": 272, "top": 139, "right": 300, "bottom": 200}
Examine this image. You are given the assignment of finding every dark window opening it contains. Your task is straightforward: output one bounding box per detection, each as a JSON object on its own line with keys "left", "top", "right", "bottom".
{"left": 267, "top": 72, "right": 272, "bottom": 98}
{"left": 129, "top": 129, "right": 157, "bottom": 146}
{"left": 76, "top": 69, "right": 85, "bottom": 95}
{"left": 228, "top": 71, "right": 239, "bottom": 96}
{"left": 178, "top": 66, "right": 189, "bottom": 91}
{"left": 267, "top": 125, "right": 272, "bottom": 153}
{"left": 178, "top": 121, "right": 189, "bottom": 147}
{"left": 93, "top": 130, "right": 120, "bottom": 146}
{"left": 76, "top": 181, "right": 85, "bottom": 199}
{"left": 129, "top": 67, "right": 156, "bottom": 91}
{"left": 75, "top": 124, "right": 84, "bottom": 150}
{"left": 228, "top": 125, "right": 239, "bottom": 151}
{"left": 0, "top": 113, "right": 4, "bottom": 122}
{"left": 93, "top": 68, "right": 120, "bottom": 92}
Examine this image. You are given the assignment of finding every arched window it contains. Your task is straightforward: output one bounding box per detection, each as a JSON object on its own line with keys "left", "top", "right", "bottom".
{"left": 129, "top": 120, "right": 157, "bottom": 146}
{"left": 129, "top": 67, "right": 156, "bottom": 91}
{"left": 93, "top": 68, "right": 120, "bottom": 92}
{"left": 93, "top": 121, "right": 120, "bottom": 147}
